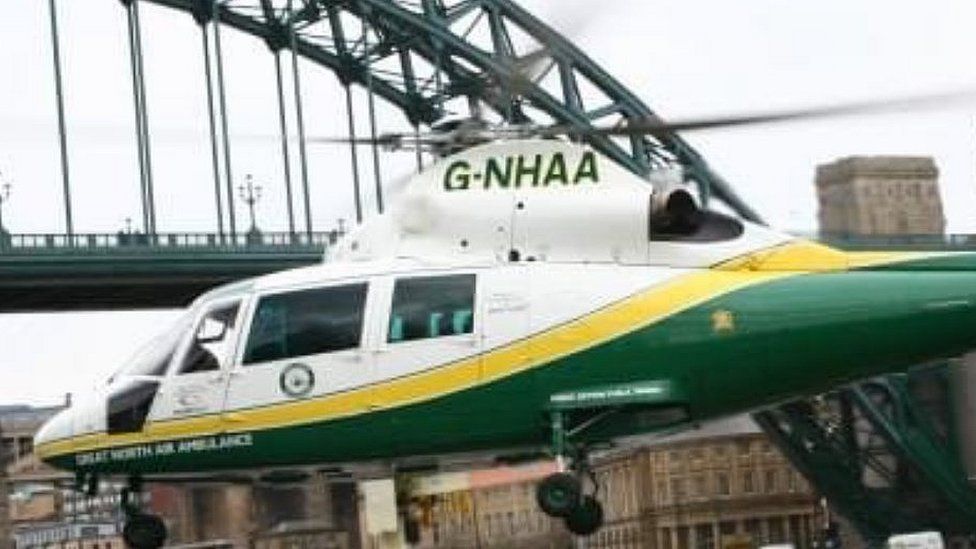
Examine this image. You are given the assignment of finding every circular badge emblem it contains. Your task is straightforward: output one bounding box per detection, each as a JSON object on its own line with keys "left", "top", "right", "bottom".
{"left": 279, "top": 363, "right": 315, "bottom": 398}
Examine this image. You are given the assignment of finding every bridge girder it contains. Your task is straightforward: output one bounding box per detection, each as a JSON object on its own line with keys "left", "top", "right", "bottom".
{"left": 755, "top": 366, "right": 976, "bottom": 544}
{"left": 142, "top": 0, "right": 762, "bottom": 222}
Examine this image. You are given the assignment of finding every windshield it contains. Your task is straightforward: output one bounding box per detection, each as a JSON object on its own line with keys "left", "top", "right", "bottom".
{"left": 112, "top": 310, "right": 194, "bottom": 380}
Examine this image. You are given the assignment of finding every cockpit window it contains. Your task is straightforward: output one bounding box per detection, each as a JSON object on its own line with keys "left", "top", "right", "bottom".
{"left": 116, "top": 313, "right": 193, "bottom": 378}
{"left": 178, "top": 301, "right": 241, "bottom": 374}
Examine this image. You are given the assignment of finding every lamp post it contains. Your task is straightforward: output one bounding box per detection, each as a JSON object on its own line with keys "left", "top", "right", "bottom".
{"left": 0, "top": 172, "right": 12, "bottom": 244}
{"left": 239, "top": 174, "right": 263, "bottom": 244}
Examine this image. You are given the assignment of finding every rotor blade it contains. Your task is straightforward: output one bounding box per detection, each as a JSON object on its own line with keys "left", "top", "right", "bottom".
{"left": 305, "top": 131, "right": 467, "bottom": 148}
{"left": 305, "top": 135, "right": 399, "bottom": 146}
{"left": 539, "top": 88, "right": 976, "bottom": 137}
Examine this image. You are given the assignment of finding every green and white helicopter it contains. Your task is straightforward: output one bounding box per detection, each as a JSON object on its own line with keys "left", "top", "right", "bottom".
{"left": 33, "top": 98, "right": 976, "bottom": 548}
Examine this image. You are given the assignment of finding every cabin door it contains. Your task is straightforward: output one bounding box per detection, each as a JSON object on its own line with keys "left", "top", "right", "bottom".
{"left": 373, "top": 271, "right": 482, "bottom": 407}
{"left": 221, "top": 282, "right": 375, "bottom": 426}
{"left": 148, "top": 297, "right": 242, "bottom": 425}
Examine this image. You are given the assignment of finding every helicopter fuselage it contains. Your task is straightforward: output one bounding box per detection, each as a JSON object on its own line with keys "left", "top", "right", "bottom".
{"left": 32, "top": 140, "right": 976, "bottom": 479}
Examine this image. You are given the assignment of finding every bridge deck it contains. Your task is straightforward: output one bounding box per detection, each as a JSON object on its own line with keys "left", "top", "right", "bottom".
{"left": 0, "top": 232, "right": 333, "bottom": 312}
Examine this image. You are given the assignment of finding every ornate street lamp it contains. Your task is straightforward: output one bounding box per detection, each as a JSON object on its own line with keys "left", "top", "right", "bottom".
{"left": 239, "top": 174, "right": 263, "bottom": 244}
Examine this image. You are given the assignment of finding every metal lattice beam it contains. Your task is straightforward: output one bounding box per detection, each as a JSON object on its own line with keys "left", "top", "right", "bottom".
{"left": 141, "top": 0, "right": 762, "bottom": 222}
{"left": 755, "top": 365, "right": 976, "bottom": 543}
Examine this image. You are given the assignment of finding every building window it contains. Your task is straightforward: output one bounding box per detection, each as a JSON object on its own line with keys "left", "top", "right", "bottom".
{"left": 243, "top": 283, "right": 367, "bottom": 363}
{"left": 744, "top": 519, "right": 761, "bottom": 541}
{"left": 389, "top": 274, "right": 476, "bottom": 343}
{"left": 696, "top": 523, "right": 715, "bottom": 549}
{"left": 691, "top": 474, "right": 706, "bottom": 498}
{"left": 715, "top": 472, "right": 730, "bottom": 496}
{"left": 671, "top": 477, "right": 686, "bottom": 501}
{"left": 668, "top": 450, "right": 683, "bottom": 471}
{"left": 768, "top": 517, "right": 785, "bottom": 543}
{"left": 677, "top": 526, "right": 690, "bottom": 549}
{"left": 736, "top": 440, "right": 751, "bottom": 457}
{"left": 764, "top": 470, "right": 778, "bottom": 493}
{"left": 742, "top": 470, "right": 755, "bottom": 494}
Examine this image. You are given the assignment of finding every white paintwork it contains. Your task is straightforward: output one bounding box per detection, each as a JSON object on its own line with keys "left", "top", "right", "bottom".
{"left": 886, "top": 532, "right": 945, "bottom": 549}
{"left": 331, "top": 140, "right": 795, "bottom": 267}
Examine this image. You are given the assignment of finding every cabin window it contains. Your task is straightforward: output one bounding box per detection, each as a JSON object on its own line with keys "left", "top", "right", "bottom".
{"left": 243, "top": 283, "right": 367, "bottom": 364}
{"left": 178, "top": 301, "right": 240, "bottom": 374}
{"left": 388, "top": 274, "right": 475, "bottom": 343}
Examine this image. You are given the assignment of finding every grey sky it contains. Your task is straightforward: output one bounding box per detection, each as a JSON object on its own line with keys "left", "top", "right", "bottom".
{"left": 2, "top": 0, "right": 976, "bottom": 405}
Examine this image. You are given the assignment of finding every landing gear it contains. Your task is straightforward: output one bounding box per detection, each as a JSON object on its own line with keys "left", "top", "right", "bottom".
{"left": 565, "top": 495, "right": 604, "bottom": 537}
{"left": 122, "top": 513, "right": 167, "bottom": 549}
{"left": 120, "top": 478, "right": 167, "bottom": 549}
{"left": 535, "top": 410, "right": 605, "bottom": 536}
{"left": 535, "top": 472, "right": 581, "bottom": 517}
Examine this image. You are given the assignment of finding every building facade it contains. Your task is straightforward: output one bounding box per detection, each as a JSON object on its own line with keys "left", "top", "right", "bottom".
{"left": 408, "top": 418, "right": 824, "bottom": 549}
{"left": 1, "top": 419, "right": 11, "bottom": 549}
{"left": 410, "top": 464, "right": 571, "bottom": 549}
{"left": 815, "top": 156, "right": 944, "bottom": 236}
{"left": 589, "top": 417, "right": 822, "bottom": 549}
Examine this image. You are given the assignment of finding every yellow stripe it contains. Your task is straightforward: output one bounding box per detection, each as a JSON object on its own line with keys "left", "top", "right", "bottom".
{"left": 715, "top": 239, "right": 939, "bottom": 272}
{"left": 38, "top": 266, "right": 796, "bottom": 460}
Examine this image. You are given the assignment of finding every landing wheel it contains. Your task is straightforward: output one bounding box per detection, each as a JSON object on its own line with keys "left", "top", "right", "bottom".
{"left": 564, "top": 495, "right": 604, "bottom": 537}
{"left": 536, "top": 472, "right": 581, "bottom": 517}
{"left": 122, "top": 513, "right": 167, "bottom": 549}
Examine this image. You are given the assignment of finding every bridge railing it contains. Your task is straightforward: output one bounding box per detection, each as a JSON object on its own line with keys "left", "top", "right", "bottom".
{"left": 810, "top": 233, "right": 976, "bottom": 250}
{"left": 0, "top": 231, "right": 340, "bottom": 254}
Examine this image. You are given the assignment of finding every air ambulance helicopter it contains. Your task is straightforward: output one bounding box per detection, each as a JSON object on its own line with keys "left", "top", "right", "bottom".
{"left": 31, "top": 90, "right": 976, "bottom": 548}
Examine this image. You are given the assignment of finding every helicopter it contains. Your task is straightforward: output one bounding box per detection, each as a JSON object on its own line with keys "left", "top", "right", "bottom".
{"left": 28, "top": 88, "right": 976, "bottom": 548}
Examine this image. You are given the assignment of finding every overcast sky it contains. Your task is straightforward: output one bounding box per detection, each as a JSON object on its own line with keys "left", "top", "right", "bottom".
{"left": 2, "top": 0, "right": 976, "bottom": 406}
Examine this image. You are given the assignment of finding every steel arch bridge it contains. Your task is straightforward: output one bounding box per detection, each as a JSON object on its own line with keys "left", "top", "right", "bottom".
{"left": 144, "top": 0, "right": 761, "bottom": 222}
{"left": 13, "top": 1, "right": 976, "bottom": 545}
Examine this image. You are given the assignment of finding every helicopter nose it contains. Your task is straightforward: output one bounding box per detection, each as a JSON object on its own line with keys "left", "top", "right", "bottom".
{"left": 34, "top": 407, "right": 75, "bottom": 469}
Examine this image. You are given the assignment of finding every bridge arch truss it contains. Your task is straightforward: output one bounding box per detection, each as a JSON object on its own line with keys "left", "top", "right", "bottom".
{"left": 143, "top": 0, "right": 761, "bottom": 222}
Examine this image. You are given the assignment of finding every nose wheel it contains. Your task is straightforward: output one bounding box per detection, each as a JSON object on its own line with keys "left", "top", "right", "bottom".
{"left": 119, "top": 478, "right": 168, "bottom": 549}
{"left": 535, "top": 410, "right": 605, "bottom": 537}
{"left": 122, "top": 513, "right": 168, "bottom": 549}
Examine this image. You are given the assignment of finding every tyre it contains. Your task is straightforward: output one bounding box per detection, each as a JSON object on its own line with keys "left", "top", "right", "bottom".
{"left": 564, "top": 495, "right": 604, "bottom": 537}
{"left": 122, "top": 513, "right": 167, "bottom": 549}
{"left": 535, "top": 472, "right": 581, "bottom": 517}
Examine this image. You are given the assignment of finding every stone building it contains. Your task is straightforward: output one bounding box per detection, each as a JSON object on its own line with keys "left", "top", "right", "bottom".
{"left": 1, "top": 418, "right": 10, "bottom": 549}
{"left": 815, "top": 156, "right": 944, "bottom": 235}
{"left": 588, "top": 416, "right": 822, "bottom": 549}
{"left": 410, "top": 463, "right": 571, "bottom": 549}
{"left": 409, "top": 418, "right": 823, "bottom": 549}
